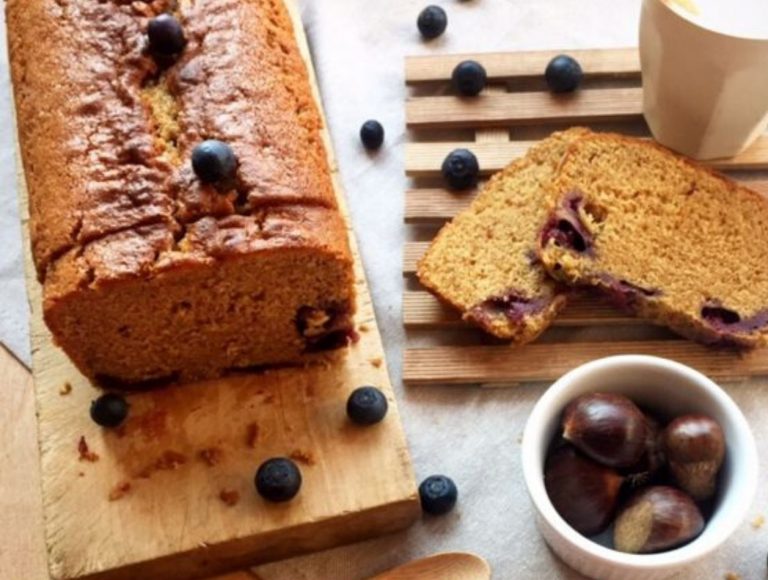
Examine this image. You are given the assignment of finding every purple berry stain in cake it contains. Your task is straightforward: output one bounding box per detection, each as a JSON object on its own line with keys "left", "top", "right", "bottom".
{"left": 467, "top": 290, "right": 550, "bottom": 327}
{"left": 296, "top": 304, "right": 358, "bottom": 352}
{"left": 540, "top": 193, "right": 594, "bottom": 255}
{"left": 598, "top": 274, "right": 660, "bottom": 313}
{"left": 700, "top": 300, "right": 768, "bottom": 336}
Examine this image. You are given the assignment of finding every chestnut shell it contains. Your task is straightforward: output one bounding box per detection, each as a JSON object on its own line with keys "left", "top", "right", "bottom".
{"left": 663, "top": 414, "right": 725, "bottom": 501}
{"left": 562, "top": 392, "right": 649, "bottom": 468}
{"left": 544, "top": 445, "right": 624, "bottom": 536}
{"left": 613, "top": 485, "right": 705, "bottom": 553}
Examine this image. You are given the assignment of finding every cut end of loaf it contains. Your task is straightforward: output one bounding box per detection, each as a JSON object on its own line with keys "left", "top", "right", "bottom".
{"left": 44, "top": 238, "right": 356, "bottom": 387}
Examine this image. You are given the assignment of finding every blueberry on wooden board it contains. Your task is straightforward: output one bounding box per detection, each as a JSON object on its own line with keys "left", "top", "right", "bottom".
{"left": 452, "top": 60, "right": 487, "bottom": 97}
{"left": 90, "top": 393, "right": 129, "bottom": 428}
{"left": 419, "top": 475, "right": 458, "bottom": 515}
{"left": 360, "top": 120, "right": 385, "bottom": 150}
{"left": 347, "top": 386, "right": 388, "bottom": 425}
{"left": 441, "top": 148, "right": 480, "bottom": 191}
{"left": 418, "top": 5, "right": 448, "bottom": 39}
{"left": 255, "top": 458, "right": 302, "bottom": 502}
{"left": 545, "top": 55, "right": 583, "bottom": 93}
{"left": 191, "top": 140, "right": 237, "bottom": 184}
{"left": 148, "top": 14, "right": 186, "bottom": 57}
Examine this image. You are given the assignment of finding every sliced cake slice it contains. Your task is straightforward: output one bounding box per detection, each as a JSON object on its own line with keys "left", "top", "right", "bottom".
{"left": 416, "top": 128, "right": 590, "bottom": 343}
{"left": 539, "top": 133, "right": 768, "bottom": 347}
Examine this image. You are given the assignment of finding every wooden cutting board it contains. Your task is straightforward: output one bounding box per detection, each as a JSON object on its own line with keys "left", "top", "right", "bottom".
{"left": 403, "top": 48, "right": 768, "bottom": 387}
{"left": 15, "top": 2, "right": 419, "bottom": 579}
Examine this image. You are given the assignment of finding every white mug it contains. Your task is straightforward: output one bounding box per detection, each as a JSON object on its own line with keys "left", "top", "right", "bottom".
{"left": 640, "top": 0, "right": 768, "bottom": 159}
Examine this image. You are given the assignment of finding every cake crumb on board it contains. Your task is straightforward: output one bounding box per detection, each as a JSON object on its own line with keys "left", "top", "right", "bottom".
{"left": 290, "top": 449, "right": 316, "bottom": 466}
{"left": 369, "top": 357, "right": 383, "bottom": 368}
{"left": 219, "top": 490, "right": 240, "bottom": 506}
{"left": 724, "top": 572, "right": 741, "bottom": 580}
{"left": 77, "top": 436, "right": 99, "bottom": 462}
{"left": 108, "top": 481, "right": 132, "bottom": 501}
{"left": 135, "top": 450, "right": 187, "bottom": 479}
{"left": 59, "top": 382, "right": 72, "bottom": 396}
{"left": 751, "top": 514, "right": 764, "bottom": 529}
{"left": 246, "top": 422, "right": 260, "bottom": 448}
{"left": 198, "top": 447, "right": 223, "bottom": 467}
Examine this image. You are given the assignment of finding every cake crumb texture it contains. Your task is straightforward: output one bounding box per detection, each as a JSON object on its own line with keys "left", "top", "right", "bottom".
{"left": 416, "top": 128, "right": 589, "bottom": 343}
{"left": 539, "top": 133, "right": 768, "bottom": 347}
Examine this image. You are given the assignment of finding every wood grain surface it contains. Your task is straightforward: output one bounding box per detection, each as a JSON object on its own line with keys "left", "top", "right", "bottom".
{"left": 405, "top": 139, "right": 768, "bottom": 175}
{"left": 14, "top": 1, "right": 418, "bottom": 579}
{"left": 0, "top": 346, "right": 48, "bottom": 580}
{"left": 405, "top": 48, "right": 640, "bottom": 83}
{"left": 404, "top": 342, "right": 768, "bottom": 386}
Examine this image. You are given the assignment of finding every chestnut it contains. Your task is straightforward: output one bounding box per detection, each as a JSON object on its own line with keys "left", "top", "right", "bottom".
{"left": 562, "top": 393, "right": 649, "bottom": 468}
{"left": 613, "top": 485, "right": 704, "bottom": 553}
{"left": 625, "top": 414, "right": 665, "bottom": 488}
{"left": 662, "top": 414, "right": 725, "bottom": 501}
{"left": 544, "top": 445, "right": 624, "bottom": 536}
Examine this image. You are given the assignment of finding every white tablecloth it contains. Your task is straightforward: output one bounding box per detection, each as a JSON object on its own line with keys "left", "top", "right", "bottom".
{"left": 2, "top": 1, "right": 766, "bottom": 578}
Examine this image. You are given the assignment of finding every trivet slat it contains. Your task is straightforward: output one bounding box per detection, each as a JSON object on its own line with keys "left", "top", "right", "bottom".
{"left": 406, "top": 87, "right": 643, "bottom": 129}
{"left": 404, "top": 291, "right": 644, "bottom": 329}
{"left": 403, "top": 47, "right": 768, "bottom": 387}
{"left": 405, "top": 48, "right": 640, "bottom": 83}
{"left": 404, "top": 188, "right": 474, "bottom": 224}
{"left": 406, "top": 138, "right": 768, "bottom": 175}
{"left": 405, "top": 179, "right": 768, "bottom": 224}
{"left": 404, "top": 242, "right": 428, "bottom": 275}
{"left": 404, "top": 342, "right": 768, "bottom": 386}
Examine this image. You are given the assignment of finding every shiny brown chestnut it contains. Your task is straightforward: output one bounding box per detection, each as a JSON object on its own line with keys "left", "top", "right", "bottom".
{"left": 625, "top": 414, "right": 665, "bottom": 488}
{"left": 662, "top": 414, "right": 725, "bottom": 501}
{"left": 613, "top": 485, "right": 705, "bottom": 553}
{"left": 544, "top": 445, "right": 624, "bottom": 536}
{"left": 562, "top": 392, "right": 649, "bottom": 468}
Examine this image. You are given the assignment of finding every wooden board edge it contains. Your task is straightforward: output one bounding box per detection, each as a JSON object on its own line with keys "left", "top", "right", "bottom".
{"left": 405, "top": 47, "right": 641, "bottom": 83}
{"left": 78, "top": 499, "right": 420, "bottom": 580}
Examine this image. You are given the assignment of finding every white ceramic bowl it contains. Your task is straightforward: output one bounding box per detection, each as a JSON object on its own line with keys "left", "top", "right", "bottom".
{"left": 521, "top": 355, "right": 758, "bottom": 580}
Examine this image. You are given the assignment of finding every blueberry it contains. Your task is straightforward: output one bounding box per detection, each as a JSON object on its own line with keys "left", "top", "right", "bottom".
{"left": 441, "top": 148, "right": 479, "bottom": 191}
{"left": 347, "top": 386, "right": 388, "bottom": 425}
{"left": 417, "top": 5, "right": 448, "bottom": 39}
{"left": 360, "top": 120, "right": 385, "bottom": 150}
{"left": 147, "top": 14, "right": 186, "bottom": 57}
{"left": 191, "top": 140, "right": 237, "bottom": 184}
{"left": 419, "top": 475, "right": 458, "bottom": 515}
{"left": 545, "top": 55, "right": 583, "bottom": 93}
{"left": 90, "top": 393, "right": 129, "bottom": 428}
{"left": 452, "top": 60, "right": 487, "bottom": 97}
{"left": 255, "top": 458, "right": 302, "bottom": 502}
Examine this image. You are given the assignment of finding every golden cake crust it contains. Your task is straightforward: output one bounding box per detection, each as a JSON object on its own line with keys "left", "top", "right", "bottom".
{"left": 8, "top": 0, "right": 356, "bottom": 384}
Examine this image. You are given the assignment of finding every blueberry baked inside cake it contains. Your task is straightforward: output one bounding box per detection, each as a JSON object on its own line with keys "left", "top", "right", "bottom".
{"left": 539, "top": 133, "right": 768, "bottom": 347}
{"left": 7, "top": 0, "right": 357, "bottom": 385}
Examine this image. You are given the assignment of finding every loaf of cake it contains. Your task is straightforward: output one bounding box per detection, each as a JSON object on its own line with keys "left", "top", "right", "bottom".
{"left": 417, "top": 129, "right": 590, "bottom": 343}
{"left": 539, "top": 133, "right": 768, "bottom": 347}
{"left": 8, "top": 0, "right": 357, "bottom": 385}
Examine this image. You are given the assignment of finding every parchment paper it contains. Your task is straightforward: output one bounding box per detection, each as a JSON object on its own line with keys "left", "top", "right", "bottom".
{"left": 1, "top": 1, "right": 766, "bottom": 578}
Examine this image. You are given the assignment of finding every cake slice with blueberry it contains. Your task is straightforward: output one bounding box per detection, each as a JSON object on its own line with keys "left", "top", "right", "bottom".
{"left": 539, "top": 132, "right": 768, "bottom": 347}
{"left": 417, "top": 128, "right": 590, "bottom": 343}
